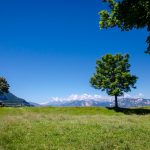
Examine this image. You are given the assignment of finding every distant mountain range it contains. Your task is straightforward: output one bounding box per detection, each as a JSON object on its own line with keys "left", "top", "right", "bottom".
{"left": 117, "top": 98, "right": 150, "bottom": 108}
{"left": 0, "top": 92, "right": 150, "bottom": 108}
{"left": 41, "top": 98, "right": 150, "bottom": 108}
{"left": 28, "top": 101, "right": 41, "bottom": 106}
{"left": 41, "top": 99, "right": 110, "bottom": 107}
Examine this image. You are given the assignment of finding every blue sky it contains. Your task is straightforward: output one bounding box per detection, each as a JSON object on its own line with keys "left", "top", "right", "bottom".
{"left": 0, "top": 0, "right": 149, "bottom": 103}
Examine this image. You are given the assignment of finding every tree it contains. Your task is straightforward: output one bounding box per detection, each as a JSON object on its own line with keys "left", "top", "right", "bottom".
{"left": 99, "top": 0, "right": 150, "bottom": 54}
{"left": 0, "top": 77, "right": 9, "bottom": 94}
{"left": 90, "top": 54, "right": 137, "bottom": 108}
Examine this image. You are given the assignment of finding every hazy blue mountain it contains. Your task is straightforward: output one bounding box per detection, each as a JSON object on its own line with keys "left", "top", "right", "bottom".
{"left": 28, "top": 102, "right": 41, "bottom": 106}
{"left": 0, "top": 93, "right": 31, "bottom": 107}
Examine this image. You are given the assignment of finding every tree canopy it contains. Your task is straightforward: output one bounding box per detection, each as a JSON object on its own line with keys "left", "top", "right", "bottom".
{"left": 90, "top": 54, "right": 137, "bottom": 108}
{"left": 0, "top": 77, "right": 9, "bottom": 94}
{"left": 99, "top": 0, "right": 150, "bottom": 54}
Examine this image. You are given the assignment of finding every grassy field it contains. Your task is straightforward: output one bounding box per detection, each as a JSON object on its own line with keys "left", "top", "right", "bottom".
{"left": 0, "top": 107, "right": 150, "bottom": 150}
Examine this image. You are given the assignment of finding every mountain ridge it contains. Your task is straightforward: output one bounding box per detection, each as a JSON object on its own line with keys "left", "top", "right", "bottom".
{"left": 0, "top": 92, "right": 150, "bottom": 108}
{"left": 40, "top": 98, "right": 150, "bottom": 108}
{"left": 0, "top": 93, "right": 31, "bottom": 106}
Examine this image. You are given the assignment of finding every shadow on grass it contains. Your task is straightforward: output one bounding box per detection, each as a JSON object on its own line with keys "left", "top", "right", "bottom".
{"left": 107, "top": 107, "right": 150, "bottom": 115}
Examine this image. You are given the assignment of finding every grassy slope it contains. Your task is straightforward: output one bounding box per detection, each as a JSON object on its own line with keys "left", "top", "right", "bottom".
{"left": 0, "top": 107, "right": 150, "bottom": 150}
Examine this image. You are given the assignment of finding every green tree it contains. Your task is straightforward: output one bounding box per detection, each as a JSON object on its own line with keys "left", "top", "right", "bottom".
{"left": 90, "top": 54, "right": 137, "bottom": 108}
{"left": 0, "top": 77, "right": 9, "bottom": 94}
{"left": 99, "top": 0, "right": 150, "bottom": 54}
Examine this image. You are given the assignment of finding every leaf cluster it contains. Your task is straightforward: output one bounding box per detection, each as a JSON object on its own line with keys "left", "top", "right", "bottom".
{"left": 90, "top": 54, "right": 137, "bottom": 96}
{"left": 0, "top": 77, "right": 9, "bottom": 94}
{"left": 99, "top": 0, "right": 150, "bottom": 53}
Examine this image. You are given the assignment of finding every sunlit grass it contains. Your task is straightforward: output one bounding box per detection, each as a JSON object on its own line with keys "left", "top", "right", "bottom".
{"left": 0, "top": 107, "right": 150, "bottom": 150}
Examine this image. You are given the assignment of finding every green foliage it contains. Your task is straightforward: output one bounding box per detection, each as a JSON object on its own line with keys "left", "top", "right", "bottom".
{"left": 90, "top": 54, "right": 137, "bottom": 96}
{"left": 0, "top": 77, "right": 9, "bottom": 94}
{"left": 0, "top": 107, "right": 150, "bottom": 150}
{"left": 99, "top": 0, "right": 150, "bottom": 54}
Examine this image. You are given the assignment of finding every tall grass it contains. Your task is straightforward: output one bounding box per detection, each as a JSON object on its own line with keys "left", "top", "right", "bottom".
{"left": 0, "top": 107, "right": 150, "bottom": 150}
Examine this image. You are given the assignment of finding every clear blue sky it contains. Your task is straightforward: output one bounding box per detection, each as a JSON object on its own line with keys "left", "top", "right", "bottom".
{"left": 0, "top": 0, "right": 149, "bottom": 102}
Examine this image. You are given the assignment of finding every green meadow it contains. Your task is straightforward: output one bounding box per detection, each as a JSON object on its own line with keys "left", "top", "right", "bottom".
{"left": 0, "top": 107, "right": 150, "bottom": 150}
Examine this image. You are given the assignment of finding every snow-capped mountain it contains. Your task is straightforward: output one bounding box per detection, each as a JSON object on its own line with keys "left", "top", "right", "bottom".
{"left": 1, "top": 92, "right": 149, "bottom": 108}
{"left": 117, "top": 98, "right": 150, "bottom": 107}
{"left": 41, "top": 99, "right": 111, "bottom": 107}
{"left": 40, "top": 98, "right": 150, "bottom": 108}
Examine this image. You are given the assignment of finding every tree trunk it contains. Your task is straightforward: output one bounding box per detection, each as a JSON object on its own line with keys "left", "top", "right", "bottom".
{"left": 115, "top": 95, "right": 118, "bottom": 108}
